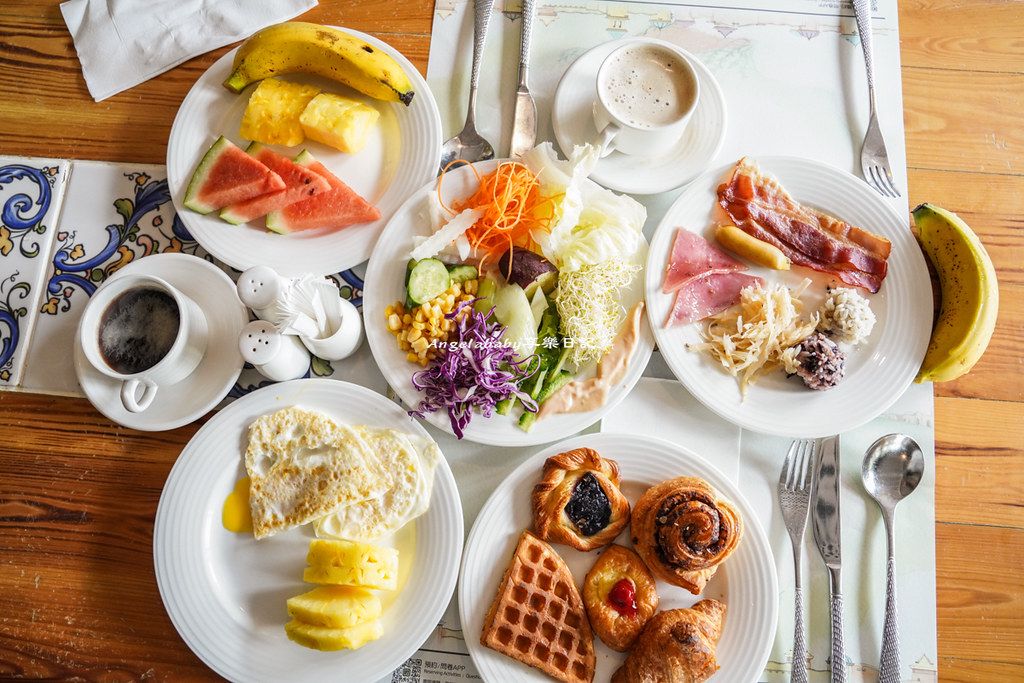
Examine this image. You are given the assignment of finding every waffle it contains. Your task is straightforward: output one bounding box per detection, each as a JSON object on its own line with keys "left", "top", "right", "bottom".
{"left": 481, "top": 530, "right": 595, "bottom": 683}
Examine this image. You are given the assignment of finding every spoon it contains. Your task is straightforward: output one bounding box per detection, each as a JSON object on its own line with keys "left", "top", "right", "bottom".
{"left": 861, "top": 433, "right": 925, "bottom": 683}
{"left": 439, "top": 0, "right": 496, "bottom": 173}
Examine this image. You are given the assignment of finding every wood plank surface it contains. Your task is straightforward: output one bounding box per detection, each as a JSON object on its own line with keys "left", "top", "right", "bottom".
{"left": 1, "top": 0, "right": 1022, "bottom": 681}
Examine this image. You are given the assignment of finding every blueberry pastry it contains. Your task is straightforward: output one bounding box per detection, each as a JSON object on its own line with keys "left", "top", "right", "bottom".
{"left": 531, "top": 447, "right": 631, "bottom": 551}
{"left": 630, "top": 477, "right": 742, "bottom": 594}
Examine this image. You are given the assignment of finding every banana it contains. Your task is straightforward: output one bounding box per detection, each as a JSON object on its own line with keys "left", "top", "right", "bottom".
{"left": 912, "top": 203, "right": 999, "bottom": 383}
{"left": 223, "top": 22, "right": 415, "bottom": 106}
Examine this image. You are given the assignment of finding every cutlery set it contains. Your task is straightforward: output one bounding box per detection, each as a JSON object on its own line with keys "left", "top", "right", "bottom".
{"left": 778, "top": 433, "right": 923, "bottom": 683}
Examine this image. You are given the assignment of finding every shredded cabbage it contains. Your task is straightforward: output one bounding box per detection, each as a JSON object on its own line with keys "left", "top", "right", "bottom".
{"left": 409, "top": 301, "right": 538, "bottom": 439}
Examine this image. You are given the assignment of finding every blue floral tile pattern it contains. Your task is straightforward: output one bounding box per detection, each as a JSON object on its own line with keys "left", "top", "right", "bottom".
{"left": 0, "top": 157, "right": 71, "bottom": 389}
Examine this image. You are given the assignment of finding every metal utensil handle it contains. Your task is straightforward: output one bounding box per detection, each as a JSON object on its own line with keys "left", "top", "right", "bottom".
{"left": 792, "top": 583, "right": 808, "bottom": 683}
{"left": 829, "top": 591, "right": 847, "bottom": 683}
{"left": 878, "top": 554, "right": 901, "bottom": 683}
{"left": 469, "top": 0, "right": 496, "bottom": 95}
{"left": 518, "top": 0, "right": 536, "bottom": 72}
{"left": 852, "top": 0, "right": 877, "bottom": 104}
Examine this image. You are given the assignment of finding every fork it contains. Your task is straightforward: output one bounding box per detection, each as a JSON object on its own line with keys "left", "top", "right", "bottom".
{"left": 779, "top": 439, "right": 817, "bottom": 683}
{"left": 852, "top": 0, "right": 900, "bottom": 198}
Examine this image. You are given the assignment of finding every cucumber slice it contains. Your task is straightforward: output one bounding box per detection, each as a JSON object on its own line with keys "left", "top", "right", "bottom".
{"left": 446, "top": 263, "right": 479, "bottom": 285}
{"left": 406, "top": 258, "right": 451, "bottom": 306}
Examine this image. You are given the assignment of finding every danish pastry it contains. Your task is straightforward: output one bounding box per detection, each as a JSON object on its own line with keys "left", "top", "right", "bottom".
{"left": 630, "top": 477, "right": 743, "bottom": 594}
{"left": 532, "top": 448, "right": 631, "bottom": 551}
{"left": 583, "top": 544, "right": 659, "bottom": 652}
{"left": 611, "top": 599, "right": 726, "bottom": 683}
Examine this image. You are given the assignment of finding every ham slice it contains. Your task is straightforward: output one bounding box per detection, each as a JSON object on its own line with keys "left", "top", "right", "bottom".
{"left": 667, "top": 271, "right": 764, "bottom": 327}
{"left": 718, "top": 158, "right": 891, "bottom": 293}
{"left": 662, "top": 227, "right": 746, "bottom": 293}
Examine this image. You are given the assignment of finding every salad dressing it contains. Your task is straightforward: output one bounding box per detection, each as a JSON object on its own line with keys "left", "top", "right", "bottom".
{"left": 537, "top": 302, "right": 645, "bottom": 420}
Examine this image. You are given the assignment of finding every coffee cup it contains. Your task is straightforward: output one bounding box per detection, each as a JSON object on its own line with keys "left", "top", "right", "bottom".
{"left": 591, "top": 38, "right": 700, "bottom": 158}
{"left": 78, "top": 274, "right": 209, "bottom": 413}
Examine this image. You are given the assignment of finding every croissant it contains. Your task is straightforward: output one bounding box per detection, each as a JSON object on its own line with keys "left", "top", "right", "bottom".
{"left": 630, "top": 477, "right": 743, "bottom": 594}
{"left": 611, "top": 599, "right": 726, "bottom": 683}
{"left": 532, "top": 447, "right": 631, "bottom": 551}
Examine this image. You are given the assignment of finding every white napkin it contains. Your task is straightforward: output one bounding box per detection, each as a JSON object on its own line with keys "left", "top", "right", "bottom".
{"left": 60, "top": 0, "right": 318, "bottom": 101}
{"left": 270, "top": 274, "right": 343, "bottom": 340}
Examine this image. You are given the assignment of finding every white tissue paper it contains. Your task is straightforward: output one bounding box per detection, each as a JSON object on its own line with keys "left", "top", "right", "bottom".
{"left": 271, "top": 274, "right": 343, "bottom": 341}
{"left": 60, "top": 0, "right": 318, "bottom": 101}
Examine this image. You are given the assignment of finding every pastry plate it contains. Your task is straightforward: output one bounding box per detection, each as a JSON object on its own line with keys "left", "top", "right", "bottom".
{"left": 551, "top": 38, "right": 727, "bottom": 196}
{"left": 167, "top": 27, "right": 442, "bottom": 277}
{"left": 459, "top": 432, "right": 777, "bottom": 683}
{"left": 645, "top": 156, "right": 933, "bottom": 438}
{"left": 154, "top": 378, "right": 464, "bottom": 683}
{"left": 363, "top": 159, "right": 655, "bottom": 446}
{"left": 73, "top": 253, "right": 247, "bottom": 432}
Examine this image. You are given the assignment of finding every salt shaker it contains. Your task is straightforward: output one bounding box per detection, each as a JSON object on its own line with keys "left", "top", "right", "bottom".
{"left": 236, "top": 265, "right": 286, "bottom": 324}
{"left": 238, "top": 320, "right": 310, "bottom": 382}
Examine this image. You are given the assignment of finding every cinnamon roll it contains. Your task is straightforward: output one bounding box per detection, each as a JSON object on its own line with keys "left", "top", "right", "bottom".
{"left": 630, "top": 477, "right": 743, "bottom": 594}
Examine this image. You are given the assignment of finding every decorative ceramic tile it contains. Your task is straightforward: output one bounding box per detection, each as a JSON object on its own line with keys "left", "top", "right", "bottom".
{"left": 21, "top": 160, "right": 215, "bottom": 396}
{"left": 0, "top": 156, "right": 71, "bottom": 389}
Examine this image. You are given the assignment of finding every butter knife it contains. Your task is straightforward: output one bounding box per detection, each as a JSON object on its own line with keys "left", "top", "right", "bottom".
{"left": 811, "top": 434, "right": 846, "bottom": 683}
{"left": 508, "top": 0, "right": 537, "bottom": 157}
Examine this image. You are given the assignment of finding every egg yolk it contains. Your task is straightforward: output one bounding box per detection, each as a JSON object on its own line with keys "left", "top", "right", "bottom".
{"left": 223, "top": 476, "right": 253, "bottom": 533}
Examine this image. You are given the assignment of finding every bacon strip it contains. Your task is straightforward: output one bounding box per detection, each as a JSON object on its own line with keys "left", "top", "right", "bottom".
{"left": 717, "top": 158, "right": 891, "bottom": 293}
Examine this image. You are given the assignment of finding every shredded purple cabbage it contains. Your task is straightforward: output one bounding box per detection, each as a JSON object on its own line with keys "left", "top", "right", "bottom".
{"left": 409, "top": 300, "right": 538, "bottom": 439}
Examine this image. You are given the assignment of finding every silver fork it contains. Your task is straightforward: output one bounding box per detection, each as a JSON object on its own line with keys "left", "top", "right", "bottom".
{"left": 779, "top": 439, "right": 817, "bottom": 683}
{"left": 852, "top": 0, "right": 900, "bottom": 198}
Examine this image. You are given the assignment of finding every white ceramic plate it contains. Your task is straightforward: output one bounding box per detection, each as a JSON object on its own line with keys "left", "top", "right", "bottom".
{"left": 459, "top": 432, "right": 777, "bottom": 683}
{"left": 551, "top": 38, "right": 727, "bottom": 196}
{"left": 166, "top": 28, "right": 441, "bottom": 277}
{"left": 645, "top": 156, "right": 933, "bottom": 437}
{"left": 73, "top": 253, "right": 247, "bottom": 431}
{"left": 363, "top": 160, "right": 655, "bottom": 446}
{"left": 154, "top": 378, "right": 463, "bottom": 683}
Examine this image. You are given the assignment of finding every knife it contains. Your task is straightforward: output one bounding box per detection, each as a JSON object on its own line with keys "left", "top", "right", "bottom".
{"left": 811, "top": 434, "right": 846, "bottom": 683}
{"left": 508, "top": 0, "right": 537, "bottom": 157}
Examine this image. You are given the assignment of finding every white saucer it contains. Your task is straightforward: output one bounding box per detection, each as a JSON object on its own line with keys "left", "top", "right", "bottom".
{"left": 552, "top": 39, "right": 727, "bottom": 195}
{"left": 74, "top": 253, "right": 248, "bottom": 431}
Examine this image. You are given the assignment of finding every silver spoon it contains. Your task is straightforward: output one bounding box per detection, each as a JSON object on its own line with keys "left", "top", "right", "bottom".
{"left": 861, "top": 433, "right": 925, "bottom": 683}
{"left": 439, "top": 0, "right": 496, "bottom": 173}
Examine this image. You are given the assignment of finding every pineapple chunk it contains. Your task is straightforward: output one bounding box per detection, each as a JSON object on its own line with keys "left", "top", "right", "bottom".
{"left": 299, "top": 93, "right": 380, "bottom": 154}
{"left": 285, "top": 618, "right": 383, "bottom": 651}
{"left": 239, "top": 78, "right": 321, "bottom": 146}
{"left": 304, "top": 538, "right": 398, "bottom": 590}
{"left": 286, "top": 585, "right": 382, "bottom": 629}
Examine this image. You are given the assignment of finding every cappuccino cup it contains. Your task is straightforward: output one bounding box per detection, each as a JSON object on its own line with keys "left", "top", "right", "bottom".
{"left": 78, "top": 274, "right": 209, "bottom": 413}
{"left": 592, "top": 39, "right": 700, "bottom": 158}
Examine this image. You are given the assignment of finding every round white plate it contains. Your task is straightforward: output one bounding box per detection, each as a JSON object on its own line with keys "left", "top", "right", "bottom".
{"left": 459, "top": 432, "right": 777, "bottom": 683}
{"left": 154, "top": 378, "right": 464, "bottom": 683}
{"left": 645, "top": 156, "right": 933, "bottom": 437}
{"left": 552, "top": 38, "right": 727, "bottom": 196}
{"left": 167, "top": 28, "right": 442, "bottom": 277}
{"left": 73, "top": 253, "right": 247, "bottom": 431}
{"left": 363, "top": 160, "right": 655, "bottom": 446}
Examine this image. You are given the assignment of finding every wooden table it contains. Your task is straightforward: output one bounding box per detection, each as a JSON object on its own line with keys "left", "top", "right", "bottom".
{"left": 1, "top": 1, "right": 1020, "bottom": 681}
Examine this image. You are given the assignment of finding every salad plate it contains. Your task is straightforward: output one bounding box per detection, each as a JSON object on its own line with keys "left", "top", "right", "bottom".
{"left": 459, "top": 432, "right": 778, "bottom": 683}
{"left": 645, "top": 156, "right": 933, "bottom": 438}
{"left": 166, "top": 27, "right": 441, "bottom": 277}
{"left": 154, "top": 378, "right": 463, "bottom": 683}
{"left": 363, "top": 158, "right": 655, "bottom": 446}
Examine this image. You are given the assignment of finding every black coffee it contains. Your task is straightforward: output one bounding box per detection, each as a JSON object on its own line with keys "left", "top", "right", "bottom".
{"left": 98, "top": 286, "right": 180, "bottom": 375}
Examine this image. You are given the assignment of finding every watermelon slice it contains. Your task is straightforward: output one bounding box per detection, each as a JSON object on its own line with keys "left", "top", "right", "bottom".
{"left": 183, "top": 136, "right": 285, "bottom": 214}
{"left": 266, "top": 151, "right": 382, "bottom": 234}
{"left": 219, "top": 143, "right": 331, "bottom": 225}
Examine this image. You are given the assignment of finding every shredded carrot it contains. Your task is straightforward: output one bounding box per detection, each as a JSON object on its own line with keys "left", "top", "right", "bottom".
{"left": 438, "top": 160, "right": 562, "bottom": 271}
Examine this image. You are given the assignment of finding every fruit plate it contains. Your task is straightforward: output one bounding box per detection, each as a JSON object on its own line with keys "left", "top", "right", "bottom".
{"left": 153, "top": 378, "right": 463, "bottom": 683}
{"left": 167, "top": 27, "right": 441, "bottom": 277}
{"left": 458, "top": 432, "right": 778, "bottom": 683}
{"left": 645, "top": 156, "right": 933, "bottom": 438}
{"left": 362, "top": 159, "right": 656, "bottom": 447}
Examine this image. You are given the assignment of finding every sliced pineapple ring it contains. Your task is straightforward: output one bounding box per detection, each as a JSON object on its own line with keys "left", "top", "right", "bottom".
{"left": 304, "top": 538, "right": 399, "bottom": 591}
{"left": 286, "top": 585, "right": 382, "bottom": 629}
{"left": 285, "top": 618, "right": 383, "bottom": 651}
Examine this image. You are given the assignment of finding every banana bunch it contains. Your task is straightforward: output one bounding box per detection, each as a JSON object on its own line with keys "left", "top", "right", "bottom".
{"left": 223, "top": 22, "right": 415, "bottom": 106}
{"left": 913, "top": 203, "right": 999, "bottom": 383}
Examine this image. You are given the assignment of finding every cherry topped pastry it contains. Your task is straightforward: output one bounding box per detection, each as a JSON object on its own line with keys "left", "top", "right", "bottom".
{"left": 583, "top": 544, "right": 659, "bottom": 652}
{"left": 532, "top": 447, "right": 631, "bottom": 551}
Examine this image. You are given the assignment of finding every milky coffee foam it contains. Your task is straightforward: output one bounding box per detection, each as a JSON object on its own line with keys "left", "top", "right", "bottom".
{"left": 599, "top": 44, "right": 697, "bottom": 129}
